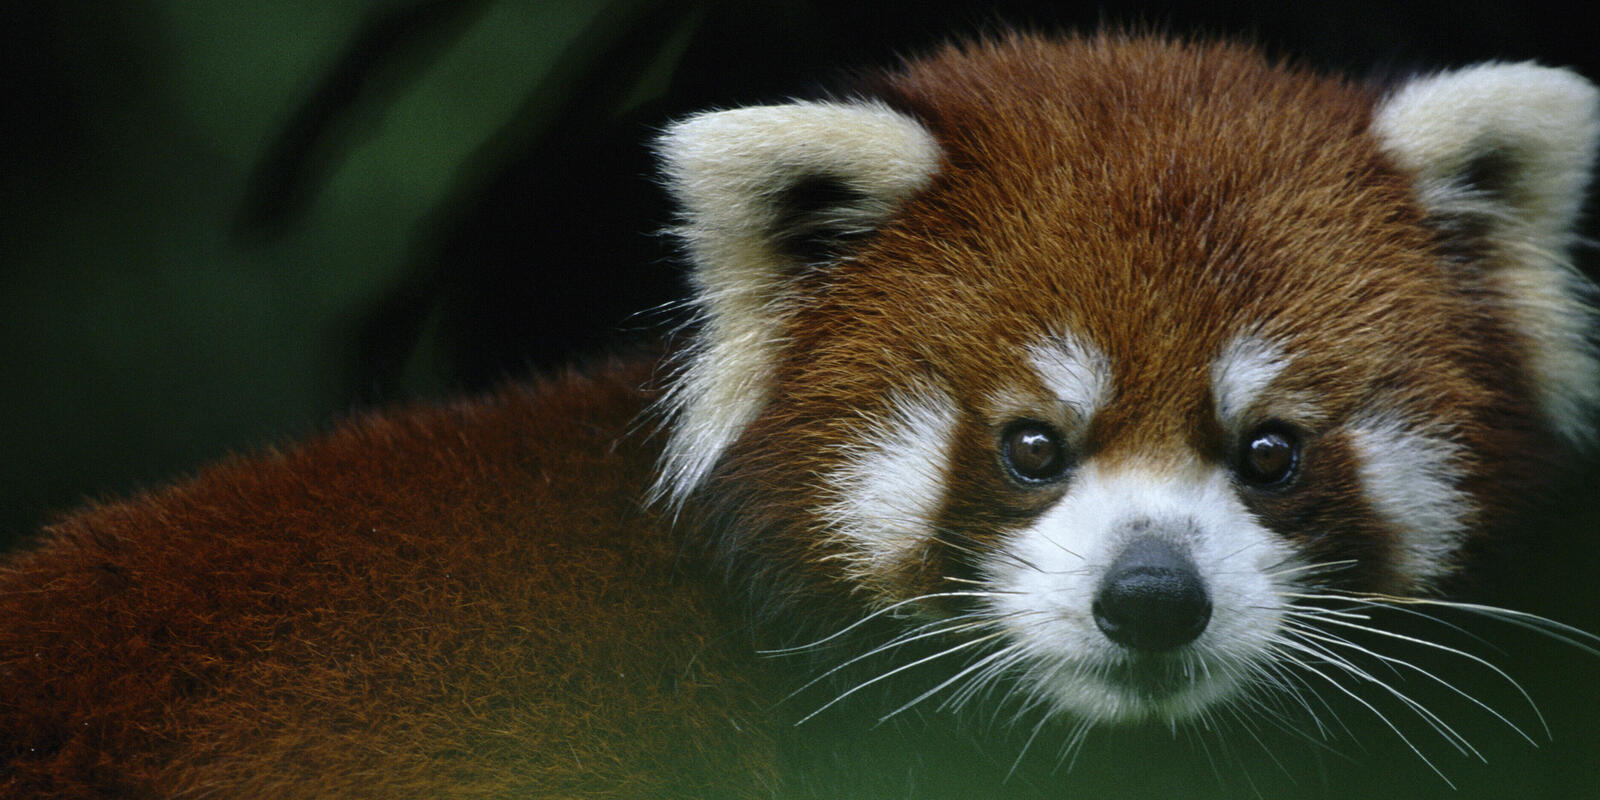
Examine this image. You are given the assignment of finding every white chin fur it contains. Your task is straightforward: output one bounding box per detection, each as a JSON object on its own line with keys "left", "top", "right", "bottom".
{"left": 979, "top": 462, "right": 1297, "bottom": 723}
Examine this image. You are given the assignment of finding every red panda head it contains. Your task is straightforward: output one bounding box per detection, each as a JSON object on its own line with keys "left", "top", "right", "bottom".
{"left": 652, "top": 35, "right": 1598, "bottom": 725}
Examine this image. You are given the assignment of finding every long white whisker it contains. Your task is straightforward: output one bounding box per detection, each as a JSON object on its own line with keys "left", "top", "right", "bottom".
{"left": 1233, "top": 656, "right": 1313, "bottom": 728}
{"left": 1285, "top": 609, "right": 1547, "bottom": 743}
{"left": 1005, "top": 710, "right": 1054, "bottom": 781}
{"left": 758, "top": 591, "right": 1002, "bottom": 655}
{"left": 1219, "top": 700, "right": 1291, "bottom": 790}
{"left": 779, "top": 615, "right": 1000, "bottom": 703}
{"left": 1187, "top": 712, "right": 1228, "bottom": 787}
{"left": 945, "top": 639, "right": 1031, "bottom": 713}
{"left": 1263, "top": 559, "right": 1359, "bottom": 582}
{"left": 794, "top": 631, "right": 1007, "bottom": 726}
{"left": 1237, "top": 669, "right": 1358, "bottom": 761}
{"left": 1254, "top": 647, "right": 1356, "bottom": 744}
{"left": 880, "top": 644, "right": 1020, "bottom": 722}
{"left": 1054, "top": 714, "right": 1097, "bottom": 774}
{"left": 1287, "top": 592, "right": 1506, "bottom": 657}
{"left": 1313, "top": 592, "right": 1600, "bottom": 657}
{"left": 1293, "top": 626, "right": 1483, "bottom": 758}
{"left": 1285, "top": 623, "right": 1486, "bottom": 760}
{"left": 1215, "top": 658, "right": 1303, "bottom": 738}
{"left": 1273, "top": 636, "right": 1457, "bottom": 787}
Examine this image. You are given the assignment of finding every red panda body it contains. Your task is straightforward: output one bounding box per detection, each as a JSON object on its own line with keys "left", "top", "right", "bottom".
{"left": 4, "top": 34, "right": 1598, "bottom": 798}
{"left": 1, "top": 361, "right": 781, "bottom": 797}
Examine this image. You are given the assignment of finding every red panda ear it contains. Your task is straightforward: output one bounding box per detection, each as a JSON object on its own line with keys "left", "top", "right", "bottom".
{"left": 1373, "top": 63, "right": 1598, "bottom": 250}
{"left": 651, "top": 101, "right": 942, "bottom": 506}
{"left": 1373, "top": 64, "right": 1600, "bottom": 447}
{"left": 657, "top": 100, "right": 942, "bottom": 280}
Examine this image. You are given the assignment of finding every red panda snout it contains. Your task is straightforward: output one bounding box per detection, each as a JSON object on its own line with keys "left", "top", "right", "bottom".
{"left": 978, "top": 460, "right": 1292, "bottom": 724}
{"left": 1091, "top": 532, "right": 1213, "bottom": 653}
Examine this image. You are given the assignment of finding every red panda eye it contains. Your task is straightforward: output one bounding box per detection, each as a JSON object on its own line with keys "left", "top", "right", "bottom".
{"left": 1001, "top": 421, "right": 1070, "bottom": 483}
{"left": 1238, "top": 425, "right": 1299, "bottom": 486}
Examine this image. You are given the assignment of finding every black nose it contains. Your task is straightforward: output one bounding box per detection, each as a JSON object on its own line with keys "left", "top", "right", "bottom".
{"left": 1092, "top": 536, "right": 1212, "bottom": 652}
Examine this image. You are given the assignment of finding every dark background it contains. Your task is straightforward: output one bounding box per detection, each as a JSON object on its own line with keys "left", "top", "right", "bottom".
{"left": 2, "top": 1, "right": 1596, "bottom": 796}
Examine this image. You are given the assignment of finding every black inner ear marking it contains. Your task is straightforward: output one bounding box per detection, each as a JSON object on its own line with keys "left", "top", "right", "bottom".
{"left": 771, "top": 173, "right": 875, "bottom": 267}
{"left": 1457, "top": 144, "right": 1519, "bottom": 201}
{"left": 1423, "top": 144, "right": 1524, "bottom": 265}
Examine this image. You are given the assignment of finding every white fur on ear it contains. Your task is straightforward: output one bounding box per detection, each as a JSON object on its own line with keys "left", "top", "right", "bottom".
{"left": 651, "top": 101, "right": 942, "bottom": 506}
{"left": 1373, "top": 63, "right": 1600, "bottom": 446}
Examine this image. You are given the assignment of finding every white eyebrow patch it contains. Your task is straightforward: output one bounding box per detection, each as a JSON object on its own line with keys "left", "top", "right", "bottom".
{"left": 1347, "top": 415, "right": 1470, "bottom": 588}
{"left": 1028, "top": 333, "right": 1111, "bottom": 418}
{"left": 1210, "top": 336, "right": 1289, "bottom": 425}
{"left": 819, "top": 387, "right": 960, "bottom": 583}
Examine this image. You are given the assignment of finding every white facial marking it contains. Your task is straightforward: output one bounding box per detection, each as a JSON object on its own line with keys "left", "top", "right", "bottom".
{"left": 651, "top": 101, "right": 943, "bottom": 507}
{"left": 1027, "top": 333, "right": 1111, "bottom": 419}
{"left": 1210, "top": 336, "right": 1288, "bottom": 427}
{"left": 981, "top": 462, "right": 1296, "bottom": 723}
{"left": 819, "top": 388, "right": 960, "bottom": 585}
{"left": 1347, "top": 415, "right": 1470, "bottom": 588}
{"left": 1373, "top": 63, "right": 1600, "bottom": 448}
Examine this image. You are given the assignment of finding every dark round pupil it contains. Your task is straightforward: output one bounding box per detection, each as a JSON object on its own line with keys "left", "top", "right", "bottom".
{"left": 1008, "top": 426, "right": 1062, "bottom": 479}
{"left": 1244, "top": 431, "right": 1294, "bottom": 483}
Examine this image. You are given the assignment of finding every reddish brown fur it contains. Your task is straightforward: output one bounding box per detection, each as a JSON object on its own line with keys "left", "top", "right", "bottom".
{"left": 1, "top": 358, "right": 778, "bottom": 798}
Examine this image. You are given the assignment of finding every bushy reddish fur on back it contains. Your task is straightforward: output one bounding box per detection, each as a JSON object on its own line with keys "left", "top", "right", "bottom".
{"left": 0, "top": 358, "right": 776, "bottom": 798}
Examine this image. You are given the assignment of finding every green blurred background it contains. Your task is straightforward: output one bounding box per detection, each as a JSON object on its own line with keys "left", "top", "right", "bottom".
{"left": 3, "top": 0, "right": 654, "bottom": 543}
{"left": 2, "top": 1, "right": 1596, "bottom": 796}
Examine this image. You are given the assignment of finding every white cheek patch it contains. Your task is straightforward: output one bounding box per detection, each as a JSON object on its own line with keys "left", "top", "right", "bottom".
{"left": 980, "top": 463, "right": 1298, "bottom": 723}
{"left": 819, "top": 388, "right": 960, "bottom": 585}
{"left": 1210, "top": 335, "right": 1289, "bottom": 427}
{"left": 1346, "top": 415, "right": 1471, "bottom": 588}
{"left": 1027, "top": 333, "right": 1111, "bottom": 419}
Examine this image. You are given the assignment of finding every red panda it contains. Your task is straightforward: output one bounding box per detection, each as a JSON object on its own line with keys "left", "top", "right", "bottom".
{"left": 2, "top": 32, "right": 1597, "bottom": 799}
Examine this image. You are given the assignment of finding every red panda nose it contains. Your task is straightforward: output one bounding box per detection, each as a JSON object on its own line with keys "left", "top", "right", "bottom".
{"left": 1092, "top": 536, "right": 1212, "bottom": 652}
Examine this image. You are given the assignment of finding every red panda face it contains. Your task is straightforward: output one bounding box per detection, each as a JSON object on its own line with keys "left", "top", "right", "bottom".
{"left": 656, "top": 36, "right": 1599, "bottom": 726}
